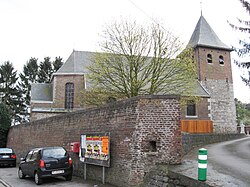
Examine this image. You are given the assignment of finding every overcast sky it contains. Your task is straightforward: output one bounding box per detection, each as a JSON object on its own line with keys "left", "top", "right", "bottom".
{"left": 0, "top": 0, "right": 249, "bottom": 103}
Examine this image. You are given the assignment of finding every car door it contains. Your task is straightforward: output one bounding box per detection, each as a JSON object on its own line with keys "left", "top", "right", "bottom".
{"left": 21, "top": 151, "right": 33, "bottom": 176}
{"left": 27, "top": 150, "right": 39, "bottom": 177}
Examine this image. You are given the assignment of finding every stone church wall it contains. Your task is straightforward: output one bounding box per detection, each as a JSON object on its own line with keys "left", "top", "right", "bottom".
{"left": 7, "top": 95, "right": 182, "bottom": 187}
{"left": 202, "top": 80, "right": 237, "bottom": 133}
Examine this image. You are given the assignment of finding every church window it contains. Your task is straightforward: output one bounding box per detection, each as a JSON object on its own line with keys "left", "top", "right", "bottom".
{"left": 65, "top": 82, "right": 74, "bottom": 109}
{"left": 219, "top": 55, "right": 224, "bottom": 65}
{"left": 207, "top": 54, "right": 212, "bottom": 64}
{"left": 187, "top": 101, "right": 196, "bottom": 116}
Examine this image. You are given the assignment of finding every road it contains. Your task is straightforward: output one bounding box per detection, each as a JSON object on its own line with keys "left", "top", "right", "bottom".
{"left": 0, "top": 166, "right": 115, "bottom": 187}
{"left": 208, "top": 136, "right": 250, "bottom": 185}
{"left": 171, "top": 136, "right": 250, "bottom": 187}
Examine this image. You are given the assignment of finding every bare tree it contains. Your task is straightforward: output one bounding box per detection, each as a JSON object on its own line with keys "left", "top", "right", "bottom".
{"left": 82, "top": 20, "right": 196, "bottom": 106}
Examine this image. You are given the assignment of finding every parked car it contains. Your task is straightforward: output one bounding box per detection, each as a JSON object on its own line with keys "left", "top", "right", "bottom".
{"left": 18, "top": 146, "right": 73, "bottom": 185}
{"left": 0, "top": 148, "right": 16, "bottom": 167}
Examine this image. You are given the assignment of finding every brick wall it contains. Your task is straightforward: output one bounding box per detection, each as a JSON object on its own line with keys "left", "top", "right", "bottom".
{"left": 7, "top": 95, "right": 182, "bottom": 187}
{"left": 194, "top": 47, "right": 233, "bottom": 83}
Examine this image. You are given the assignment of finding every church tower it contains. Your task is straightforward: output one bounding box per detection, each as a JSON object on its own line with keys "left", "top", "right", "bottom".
{"left": 188, "top": 15, "right": 237, "bottom": 133}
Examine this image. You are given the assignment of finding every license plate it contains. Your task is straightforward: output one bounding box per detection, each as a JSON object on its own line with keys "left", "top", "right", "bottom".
{"left": 52, "top": 170, "right": 64, "bottom": 174}
{"left": 2, "top": 155, "right": 9, "bottom": 158}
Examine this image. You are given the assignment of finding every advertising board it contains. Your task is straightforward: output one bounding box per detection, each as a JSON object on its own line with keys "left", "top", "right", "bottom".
{"left": 79, "top": 132, "right": 110, "bottom": 167}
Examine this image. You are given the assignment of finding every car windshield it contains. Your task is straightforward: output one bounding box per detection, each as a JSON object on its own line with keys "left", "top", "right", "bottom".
{"left": 0, "top": 148, "right": 13, "bottom": 154}
{"left": 42, "top": 148, "right": 66, "bottom": 158}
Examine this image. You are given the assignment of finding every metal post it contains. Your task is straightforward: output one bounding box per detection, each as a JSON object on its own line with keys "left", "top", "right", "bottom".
{"left": 84, "top": 163, "right": 87, "bottom": 180}
{"left": 198, "top": 148, "right": 207, "bottom": 181}
{"left": 102, "top": 166, "right": 105, "bottom": 184}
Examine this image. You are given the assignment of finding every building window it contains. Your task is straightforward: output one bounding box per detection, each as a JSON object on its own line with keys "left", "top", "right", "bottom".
{"left": 219, "top": 55, "right": 224, "bottom": 65}
{"left": 207, "top": 54, "right": 212, "bottom": 64}
{"left": 187, "top": 101, "right": 196, "bottom": 116}
{"left": 65, "top": 82, "right": 74, "bottom": 109}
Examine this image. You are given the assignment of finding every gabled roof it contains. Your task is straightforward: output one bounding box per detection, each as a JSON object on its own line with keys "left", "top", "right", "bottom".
{"left": 31, "top": 83, "right": 53, "bottom": 102}
{"left": 53, "top": 50, "right": 95, "bottom": 75}
{"left": 188, "top": 15, "right": 232, "bottom": 51}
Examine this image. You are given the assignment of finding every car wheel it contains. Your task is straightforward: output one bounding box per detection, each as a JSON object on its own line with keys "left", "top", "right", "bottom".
{"left": 65, "top": 174, "right": 72, "bottom": 181}
{"left": 34, "top": 172, "right": 42, "bottom": 185}
{"left": 18, "top": 168, "right": 26, "bottom": 179}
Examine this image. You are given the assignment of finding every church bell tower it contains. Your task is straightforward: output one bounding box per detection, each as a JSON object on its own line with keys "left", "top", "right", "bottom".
{"left": 188, "top": 15, "right": 237, "bottom": 133}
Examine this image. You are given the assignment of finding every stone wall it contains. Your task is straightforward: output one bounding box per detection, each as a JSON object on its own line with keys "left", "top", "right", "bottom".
{"left": 182, "top": 133, "right": 246, "bottom": 155}
{"left": 202, "top": 80, "right": 237, "bottom": 133}
{"left": 7, "top": 95, "right": 182, "bottom": 187}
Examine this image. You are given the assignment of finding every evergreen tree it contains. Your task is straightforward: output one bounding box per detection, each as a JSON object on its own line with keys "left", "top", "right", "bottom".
{"left": 18, "top": 56, "right": 63, "bottom": 121}
{"left": 38, "top": 57, "right": 53, "bottom": 83}
{"left": 19, "top": 58, "right": 39, "bottom": 122}
{"left": 0, "top": 102, "right": 11, "bottom": 147}
{"left": 228, "top": 0, "right": 250, "bottom": 87}
{"left": 0, "top": 61, "right": 25, "bottom": 124}
{"left": 53, "top": 56, "right": 63, "bottom": 72}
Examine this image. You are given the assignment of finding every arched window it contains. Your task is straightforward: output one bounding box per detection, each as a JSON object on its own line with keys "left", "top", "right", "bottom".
{"left": 65, "top": 82, "right": 74, "bottom": 109}
{"left": 219, "top": 55, "right": 224, "bottom": 65}
{"left": 207, "top": 54, "right": 212, "bottom": 64}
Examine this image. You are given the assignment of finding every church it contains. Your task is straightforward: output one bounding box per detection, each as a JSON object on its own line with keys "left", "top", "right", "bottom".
{"left": 30, "top": 15, "right": 237, "bottom": 133}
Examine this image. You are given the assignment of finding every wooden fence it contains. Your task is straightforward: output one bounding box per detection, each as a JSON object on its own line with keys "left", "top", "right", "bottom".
{"left": 181, "top": 120, "right": 213, "bottom": 133}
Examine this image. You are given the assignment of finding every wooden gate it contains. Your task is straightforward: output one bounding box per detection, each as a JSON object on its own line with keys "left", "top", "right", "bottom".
{"left": 181, "top": 120, "right": 213, "bottom": 133}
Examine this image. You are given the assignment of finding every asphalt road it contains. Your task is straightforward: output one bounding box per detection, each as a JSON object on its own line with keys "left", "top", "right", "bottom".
{"left": 0, "top": 166, "right": 115, "bottom": 187}
{"left": 208, "top": 136, "right": 250, "bottom": 185}
{"left": 171, "top": 136, "right": 250, "bottom": 187}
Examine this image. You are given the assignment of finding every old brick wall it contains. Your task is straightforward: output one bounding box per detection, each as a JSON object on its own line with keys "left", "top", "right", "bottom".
{"left": 195, "top": 47, "right": 233, "bottom": 83}
{"left": 7, "top": 95, "right": 181, "bottom": 187}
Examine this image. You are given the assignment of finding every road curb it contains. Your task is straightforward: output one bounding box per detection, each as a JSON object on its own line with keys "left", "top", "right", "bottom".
{"left": 0, "top": 179, "right": 11, "bottom": 187}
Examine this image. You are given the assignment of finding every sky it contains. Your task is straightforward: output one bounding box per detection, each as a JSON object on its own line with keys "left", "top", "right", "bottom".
{"left": 0, "top": 0, "right": 249, "bottom": 103}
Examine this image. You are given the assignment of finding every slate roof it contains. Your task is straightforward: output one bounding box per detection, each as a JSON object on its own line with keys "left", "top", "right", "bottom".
{"left": 188, "top": 15, "right": 232, "bottom": 51}
{"left": 31, "top": 83, "right": 53, "bottom": 102}
{"left": 191, "top": 81, "right": 210, "bottom": 97}
{"left": 54, "top": 50, "right": 95, "bottom": 75}
{"left": 162, "top": 81, "right": 210, "bottom": 97}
